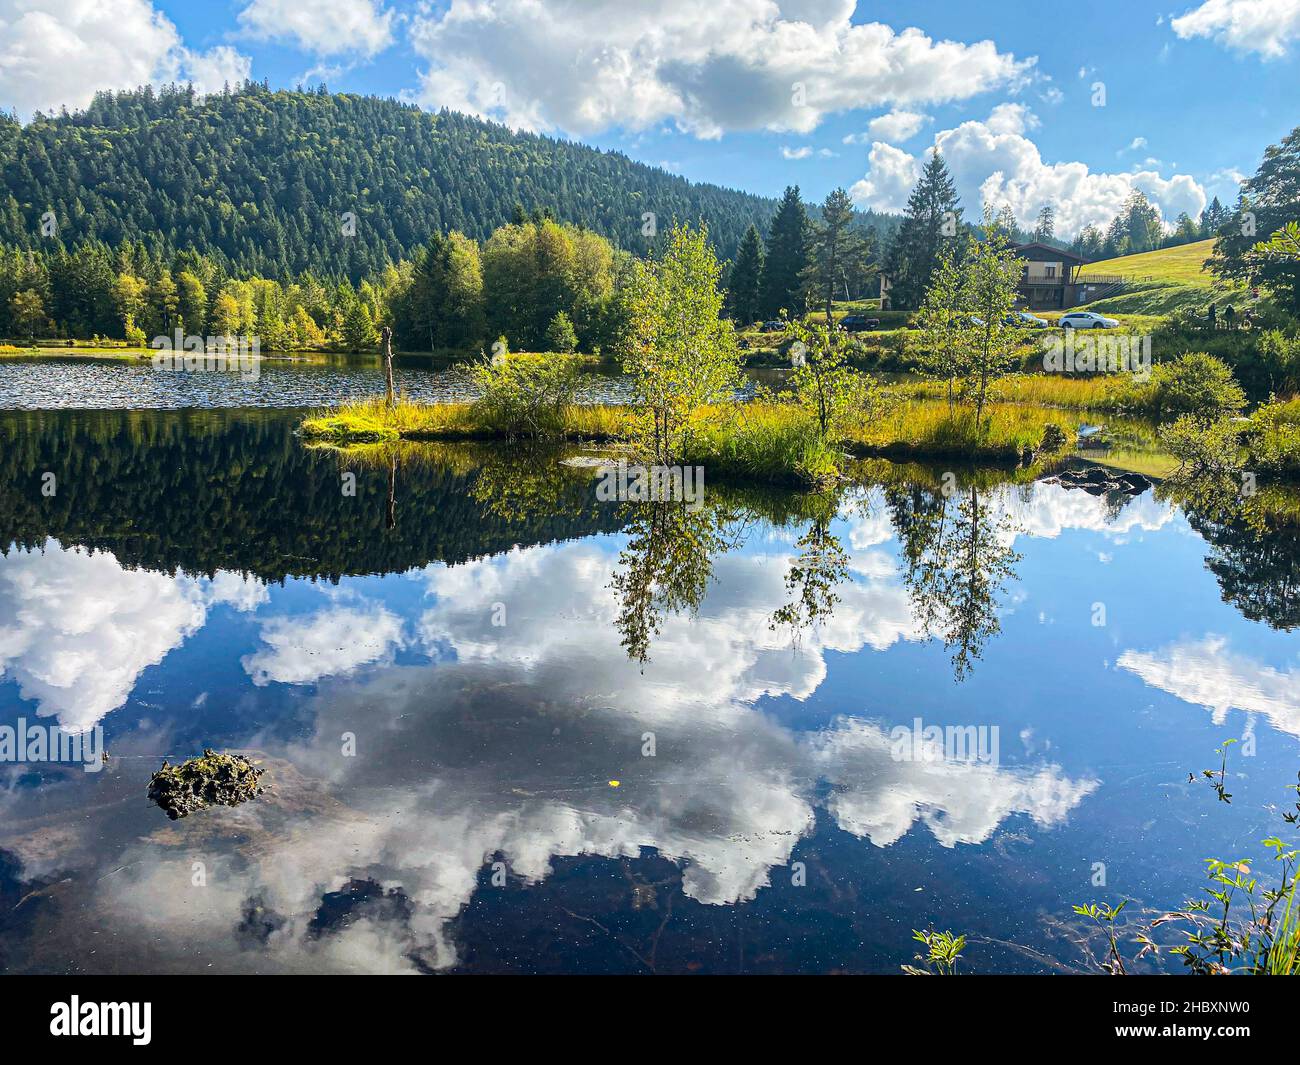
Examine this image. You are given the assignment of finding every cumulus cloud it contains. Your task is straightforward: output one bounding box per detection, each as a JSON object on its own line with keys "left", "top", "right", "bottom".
{"left": 0, "top": 542, "right": 207, "bottom": 731}
{"left": 849, "top": 141, "right": 921, "bottom": 213}
{"left": 0, "top": 0, "right": 252, "bottom": 118}
{"left": 850, "top": 106, "right": 1207, "bottom": 237}
{"left": 237, "top": 0, "right": 396, "bottom": 58}
{"left": 845, "top": 109, "right": 929, "bottom": 144}
{"left": 409, "top": 0, "right": 1032, "bottom": 138}
{"left": 1171, "top": 0, "right": 1300, "bottom": 59}
{"left": 1118, "top": 635, "right": 1300, "bottom": 738}
{"left": 242, "top": 602, "right": 405, "bottom": 686}
{"left": 985, "top": 101, "right": 1039, "bottom": 135}
{"left": 169, "top": 45, "right": 252, "bottom": 96}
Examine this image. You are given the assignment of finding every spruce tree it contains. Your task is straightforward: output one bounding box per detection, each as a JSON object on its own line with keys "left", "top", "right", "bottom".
{"left": 726, "top": 223, "right": 764, "bottom": 325}
{"left": 884, "top": 151, "right": 962, "bottom": 310}
{"left": 801, "top": 188, "right": 870, "bottom": 323}
{"left": 759, "top": 186, "right": 810, "bottom": 318}
{"left": 1033, "top": 205, "right": 1055, "bottom": 243}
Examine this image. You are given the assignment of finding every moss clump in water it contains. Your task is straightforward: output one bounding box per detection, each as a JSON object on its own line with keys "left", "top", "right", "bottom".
{"left": 148, "top": 748, "right": 266, "bottom": 820}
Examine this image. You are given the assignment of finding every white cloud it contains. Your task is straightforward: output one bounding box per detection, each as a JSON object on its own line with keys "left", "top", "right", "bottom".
{"left": 1209, "top": 167, "right": 1248, "bottom": 187}
{"left": 237, "top": 0, "right": 396, "bottom": 58}
{"left": 845, "top": 108, "right": 929, "bottom": 144}
{"left": 849, "top": 141, "right": 921, "bottom": 213}
{"left": 242, "top": 602, "right": 405, "bottom": 686}
{"left": 850, "top": 106, "right": 1207, "bottom": 238}
{"left": 985, "top": 101, "right": 1039, "bottom": 135}
{"left": 1171, "top": 0, "right": 1300, "bottom": 59}
{"left": 781, "top": 145, "right": 813, "bottom": 159}
{"left": 0, "top": 542, "right": 206, "bottom": 731}
{"left": 170, "top": 45, "right": 252, "bottom": 96}
{"left": 1119, "top": 635, "right": 1300, "bottom": 738}
{"left": 409, "top": 0, "right": 1033, "bottom": 138}
{"left": 0, "top": 0, "right": 252, "bottom": 118}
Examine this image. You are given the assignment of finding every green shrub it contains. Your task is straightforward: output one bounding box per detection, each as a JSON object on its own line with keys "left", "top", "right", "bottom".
{"left": 544, "top": 311, "right": 579, "bottom": 353}
{"left": 469, "top": 352, "right": 585, "bottom": 437}
{"left": 1245, "top": 396, "right": 1300, "bottom": 478}
{"left": 1125, "top": 352, "right": 1247, "bottom": 419}
{"left": 1159, "top": 413, "right": 1244, "bottom": 477}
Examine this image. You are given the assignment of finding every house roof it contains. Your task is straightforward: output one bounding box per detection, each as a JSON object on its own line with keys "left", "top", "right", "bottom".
{"left": 1012, "top": 241, "right": 1087, "bottom": 262}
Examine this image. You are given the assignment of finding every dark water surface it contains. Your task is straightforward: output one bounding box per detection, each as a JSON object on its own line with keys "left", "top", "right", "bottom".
{"left": 1, "top": 407, "right": 1298, "bottom": 974}
{"left": 0, "top": 353, "right": 635, "bottom": 409}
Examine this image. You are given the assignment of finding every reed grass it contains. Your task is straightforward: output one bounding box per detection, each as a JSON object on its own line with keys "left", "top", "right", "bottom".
{"left": 302, "top": 394, "right": 1080, "bottom": 485}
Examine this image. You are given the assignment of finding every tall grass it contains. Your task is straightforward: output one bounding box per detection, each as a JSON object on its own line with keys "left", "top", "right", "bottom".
{"left": 845, "top": 399, "right": 1078, "bottom": 459}
{"left": 888, "top": 374, "right": 1124, "bottom": 411}
{"left": 302, "top": 393, "right": 1078, "bottom": 486}
{"left": 302, "top": 395, "right": 629, "bottom": 442}
{"left": 685, "top": 404, "right": 839, "bottom": 487}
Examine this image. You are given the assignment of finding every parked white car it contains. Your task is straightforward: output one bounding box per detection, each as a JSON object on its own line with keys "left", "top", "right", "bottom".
{"left": 1059, "top": 311, "right": 1119, "bottom": 329}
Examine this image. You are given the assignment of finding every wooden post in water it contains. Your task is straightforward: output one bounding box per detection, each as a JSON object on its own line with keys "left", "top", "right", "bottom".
{"left": 386, "top": 453, "right": 397, "bottom": 530}
{"left": 381, "top": 325, "right": 395, "bottom": 408}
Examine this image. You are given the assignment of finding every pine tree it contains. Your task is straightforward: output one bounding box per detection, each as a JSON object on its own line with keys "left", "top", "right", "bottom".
{"left": 801, "top": 188, "right": 870, "bottom": 323}
{"left": 1074, "top": 224, "right": 1104, "bottom": 260}
{"left": 1033, "top": 205, "right": 1055, "bottom": 243}
{"left": 1209, "top": 125, "right": 1300, "bottom": 312}
{"left": 726, "top": 223, "right": 764, "bottom": 325}
{"left": 884, "top": 151, "right": 962, "bottom": 310}
{"left": 1122, "top": 191, "right": 1162, "bottom": 253}
{"left": 1201, "top": 195, "right": 1226, "bottom": 237}
{"left": 759, "top": 186, "right": 810, "bottom": 319}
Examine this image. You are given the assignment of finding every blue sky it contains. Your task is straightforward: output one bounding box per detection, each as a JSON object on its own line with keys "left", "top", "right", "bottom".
{"left": 2, "top": 0, "right": 1297, "bottom": 237}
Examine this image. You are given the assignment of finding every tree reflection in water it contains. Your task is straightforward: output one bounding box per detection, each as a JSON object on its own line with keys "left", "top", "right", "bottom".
{"left": 1162, "top": 476, "right": 1300, "bottom": 632}
{"left": 610, "top": 497, "right": 751, "bottom": 665}
{"left": 888, "top": 478, "right": 1021, "bottom": 682}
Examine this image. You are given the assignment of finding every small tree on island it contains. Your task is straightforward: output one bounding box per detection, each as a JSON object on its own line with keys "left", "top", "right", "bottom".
{"left": 916, "top": 245, "right": 975, "bottom": 410}
{"left": 619, "top": 221, "right": 741, "bottom": 465}
{"left": 915, "top": 224, "right": 1023, "bottom": 428}
{"left": 786, "top": 318, "right": 878, "bottom": 441}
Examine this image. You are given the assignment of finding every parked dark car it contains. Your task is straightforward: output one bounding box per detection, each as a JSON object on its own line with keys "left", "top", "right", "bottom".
{"left": 840, "top": 315, "right": 881, "bottom": 332}
{"left": 759, "top": 320, "right": 785, "bottom": 333}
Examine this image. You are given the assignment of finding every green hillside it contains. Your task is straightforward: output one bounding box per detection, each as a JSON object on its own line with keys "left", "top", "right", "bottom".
{"left": 0, "top": 84, "right": 828, "bottom": 279}
{"left": 1079, "top": 239, "right": 1238, "bottom": 314}
{"left": 1082, "top": 239, "right": 1217, "bottom": 286}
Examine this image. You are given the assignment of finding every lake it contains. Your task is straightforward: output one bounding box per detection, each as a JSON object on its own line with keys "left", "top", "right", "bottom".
{"left": 1, "top": 369, "right": 1298, "bottom": 973}
{"left": 0, "top": 352, "right": 639, "bottom": 409}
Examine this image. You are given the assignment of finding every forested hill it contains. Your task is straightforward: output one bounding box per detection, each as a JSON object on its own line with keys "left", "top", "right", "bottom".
{"left": 0, "top": 84, "right": 799, "bottom": 280}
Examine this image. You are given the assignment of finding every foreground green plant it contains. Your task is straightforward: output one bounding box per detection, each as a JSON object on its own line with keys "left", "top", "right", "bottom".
{"left": 1074, "top": 745, "right": 1300, "bottom": 975}
{"left": 903, "top": 927, "right": 968, "bottom": 975}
